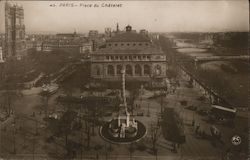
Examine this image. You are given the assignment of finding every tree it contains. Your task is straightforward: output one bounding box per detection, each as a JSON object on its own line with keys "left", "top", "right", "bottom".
{"left": 150, "top": 122, "right": 161, "bottom": 159}
{"left": 1, "top": 90, "right": 23, "bottom": 116}
{"left": 128, "top": 143, "right": 135, "bottom": 160}
{"left": 128, "top": 89, "right": 139, "bottom": 115}
{"left": 46, "top": 110, "right": 77, "bottom": 155}
{"left": 60, "top": 110, "right": 77, "bottom": 146}
{"left": 40, "top": 91, "right": 50, "bottom": 119}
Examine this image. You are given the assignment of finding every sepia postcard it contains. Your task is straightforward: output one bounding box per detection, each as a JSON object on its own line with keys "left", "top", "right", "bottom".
{"left": 0, "top": 0, "right": 249, "bottom": 160}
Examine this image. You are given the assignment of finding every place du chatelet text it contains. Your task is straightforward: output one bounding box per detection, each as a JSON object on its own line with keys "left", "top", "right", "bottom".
{"left": 50, "top": 3, "right": 123, "bottom": 8}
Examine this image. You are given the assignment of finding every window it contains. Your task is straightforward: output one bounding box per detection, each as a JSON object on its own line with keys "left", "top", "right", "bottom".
{"left": 127, "top": 43, "right": 130, "bottom": 46}
{"left": 95, "top": 66, "right": 101, "bottom": 75}
{"left": 126, "top": 65, "right": 133, "bottom": 76}
{"left": 133, "top": 43, "right": 136, "bottom": 46}
{"left": 117, "top": 65, "right": 123, "bottom": 75}
{"left": 146, "top": 55, "right": 150, "bottom": 59}
{"left": 155, "top": 65, "right": 162, "bottom": 75}
{"left": 121, "top": 43, "right": 124, "bottom": 46}
{"left": 115, "top": 44, "right": 118, "bottom": 46}
{"left": 135, "top": 64, "right": 142, "bottom": 76}
{"left": 139, "top": 43, "right": 142, "bottom": 46}
{"left": 144, "top": 65, "right": 150, "bottom": 75}
{"left": 145, "top": 43, "right": 148, "bottom": 46}
{"left": 107, "top": 65, "right": 115, "bottom": 75}
{"left": 109, "top": 43, "right": 112, "bottom": 46}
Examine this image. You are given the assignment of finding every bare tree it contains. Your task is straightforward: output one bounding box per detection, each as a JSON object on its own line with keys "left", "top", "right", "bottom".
{"left": 40, "top": 91, "right": 50, "bottom": 119}
{"left": 150, "top": 122, "right": 161, "bottom": 160}
{"left": 2, "top": 90, "right": 22, "bottom": 116}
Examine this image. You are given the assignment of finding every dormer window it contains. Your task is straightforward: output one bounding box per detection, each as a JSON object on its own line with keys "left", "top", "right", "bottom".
{"left": 126, "top": 25, "right": 132, "bottom": 32}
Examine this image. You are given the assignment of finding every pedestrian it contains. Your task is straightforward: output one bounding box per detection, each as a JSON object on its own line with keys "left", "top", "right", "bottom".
{"left": 202, "top": 130, "right": 206, "bottom": 138}
{"left": 192, "top": 120, "right": 195, "bottom": 126}
{"left": 195, "top": 125, "right": 200, "bottom": 134}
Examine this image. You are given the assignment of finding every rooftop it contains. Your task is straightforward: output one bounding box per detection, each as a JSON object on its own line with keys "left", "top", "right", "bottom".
{"left": 107, "top": 32, "right": 150, "bottom": 43}
{"left": 93, "top": 47, "right": 163, "bottom": 55}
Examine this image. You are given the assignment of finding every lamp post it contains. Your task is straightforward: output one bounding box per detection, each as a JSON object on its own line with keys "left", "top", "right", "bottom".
{"left": 147, "top": 102, "right": 150, "bottom": 117}
{"left": 0, "top": 59, "right": 5, "bottom": 82}
{"left": 12, "top": 117, "right": 16, "bottom": 154}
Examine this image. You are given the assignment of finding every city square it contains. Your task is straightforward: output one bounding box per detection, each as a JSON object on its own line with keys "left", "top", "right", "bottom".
{"left": 0, "top": 1, "right": 249, "bottom": 160}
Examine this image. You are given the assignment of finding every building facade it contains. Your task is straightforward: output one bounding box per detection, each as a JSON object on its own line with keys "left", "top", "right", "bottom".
{"left": 5, "top": 2, "right": 26, "bottom": 60}
{"left": 88, "top": 30, "right": 99, "bottom": 40}
{"left": 0, "top": 47, "right": 4, "bottom": 63}
{"left": 38, "top": 32, "right": 92, "bottom": 54}
{"left": 91, "top": 25, "right": 167, "bottom": 82}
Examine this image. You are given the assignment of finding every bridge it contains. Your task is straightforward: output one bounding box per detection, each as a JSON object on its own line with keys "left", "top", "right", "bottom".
{"left": 194, "top": 55, "right": 249, "bottom": 62}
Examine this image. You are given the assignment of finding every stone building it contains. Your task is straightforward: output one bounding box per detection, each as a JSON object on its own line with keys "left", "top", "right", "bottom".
{"left": 0, "top": 47, "right": 4, "bottom": 63}
{"left": 88, "top": 30, "right": 99, "bottom": 40}
{"left": 5, "top": 2, "right": 26, "bottom": 60}
{"left": 90, "top": 25, "right": 167, "bottom": 82}
{"left": 40, "top": 32, "right": 92, "bottom": 54}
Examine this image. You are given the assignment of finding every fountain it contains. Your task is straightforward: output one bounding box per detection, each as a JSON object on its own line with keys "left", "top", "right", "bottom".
{"left": 100, "top": 69, "right": 146, "bottom": 144}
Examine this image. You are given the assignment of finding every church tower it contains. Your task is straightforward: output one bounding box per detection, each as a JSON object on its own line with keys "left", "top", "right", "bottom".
{"left": 5, "top": 1, "right": 26, "bottom": 60}
{"left": 116, "top": 23, "right": 120, "bottom": 32}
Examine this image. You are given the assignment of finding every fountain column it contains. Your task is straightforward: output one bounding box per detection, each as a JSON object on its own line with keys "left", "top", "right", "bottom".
{"left": 121, "top": 69, "right": 127, "bottom": 110}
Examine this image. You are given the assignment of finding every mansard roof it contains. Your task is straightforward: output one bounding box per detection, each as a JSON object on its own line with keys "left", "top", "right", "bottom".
{"left": 107, "top": 32, "right": 150, "bottom": 43}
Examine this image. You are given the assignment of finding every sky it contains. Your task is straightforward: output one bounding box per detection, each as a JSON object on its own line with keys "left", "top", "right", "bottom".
{"left": 0, "top": 0, "right": 249, "bottom": 34}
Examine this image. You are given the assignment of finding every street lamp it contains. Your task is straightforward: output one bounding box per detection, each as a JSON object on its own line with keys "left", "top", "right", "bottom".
{"left": 0, "top": 60, "right": 5, "bottom": 82}
{"left": 147, "top": 102, "right": 150, "bottom": 117}
{"left": 12, "top": 117, "right": 16, "bottom": 154}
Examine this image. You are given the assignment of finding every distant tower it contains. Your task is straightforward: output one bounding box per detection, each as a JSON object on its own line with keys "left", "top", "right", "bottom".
{"left": 74, "top": 28, "right": 77, "bottom": 36}
{"left": 125, "top": 25, "right": 132, "bottom": 32}
{"left": 116, "top": 23, "right": 120, "bottom": 32}
{"left": 5, "top": 1, "right": 26, "bottom": 60}
{"left": 0, "top": 47, "right": 4, "bottom": 63}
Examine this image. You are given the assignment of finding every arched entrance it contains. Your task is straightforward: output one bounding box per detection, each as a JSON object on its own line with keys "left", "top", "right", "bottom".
{"left": 126, "top": 65, "right": 133, "bottom": 76}
{"left": 107, "top": 65, "right": 115, "bottom": 76}
{"left": 144, "top": 65, "right": 150, "bottom": 75}
{"left": 135, "top": 64, "right": 142, "bottom": 76}
{"left": 117, "top": 65, "right": 123, "bottom": 75}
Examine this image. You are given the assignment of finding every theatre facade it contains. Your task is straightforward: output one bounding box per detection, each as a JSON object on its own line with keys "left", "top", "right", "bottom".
{"left": 90, "top": 25, "right": 167, "bottom": 82}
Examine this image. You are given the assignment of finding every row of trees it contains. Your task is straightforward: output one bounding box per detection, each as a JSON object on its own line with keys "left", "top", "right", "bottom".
{"left": 161, "top": 108, "right": 185, "bottom": 144}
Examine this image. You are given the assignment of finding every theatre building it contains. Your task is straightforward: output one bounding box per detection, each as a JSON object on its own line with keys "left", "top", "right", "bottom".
{"left": 90, "top": 25, "right": 167, "bottom": 84}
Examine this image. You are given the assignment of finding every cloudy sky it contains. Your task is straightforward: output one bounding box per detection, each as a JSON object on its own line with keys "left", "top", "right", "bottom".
{"left": 0, "top": 0, "right": 249, "bottom": 34}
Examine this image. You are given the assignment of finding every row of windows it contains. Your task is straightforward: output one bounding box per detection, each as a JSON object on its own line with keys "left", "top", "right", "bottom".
{"left": 106, "top": 55, "right": 150, "bottom": 60}
{"left": 107, "top": 42, "right": 149, "bottom": 47}
{"left": 94, "top": 64, "right": 152, "bottom": 76}
{"left": 107, "top": 64, "right": 151, "bottom": 76}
